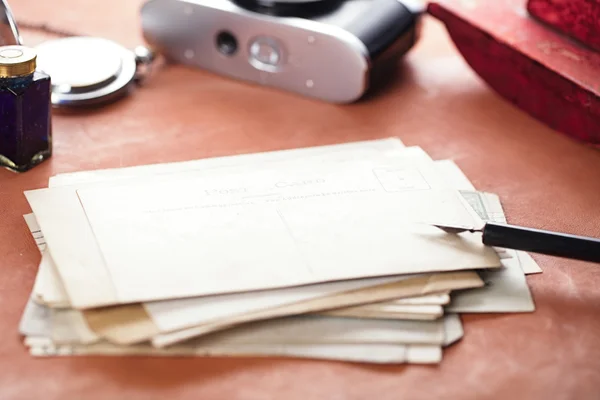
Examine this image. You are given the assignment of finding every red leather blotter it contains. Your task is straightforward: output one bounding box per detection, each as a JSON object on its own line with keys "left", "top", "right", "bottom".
{"left": 527, "top": 0, "right": 600, "bottom": 52}
{"left": 427, "top": 0, "right": 600, "bottom": 146}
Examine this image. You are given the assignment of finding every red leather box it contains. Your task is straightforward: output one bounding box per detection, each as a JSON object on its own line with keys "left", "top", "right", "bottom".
{"left": 528, "top": 0, "right": 600, "bottom": 52}
{"left": 428, "top": 0, "right": 600, "bottom": 145}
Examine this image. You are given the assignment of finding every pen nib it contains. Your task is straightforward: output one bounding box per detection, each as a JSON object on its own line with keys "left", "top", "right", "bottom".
{"left": 433, "top": 225, "right": 479, "bottom": 234}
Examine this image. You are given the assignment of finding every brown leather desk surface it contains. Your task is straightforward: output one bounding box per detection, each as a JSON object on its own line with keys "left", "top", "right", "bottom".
{"left": 2, "top": 1, "right": 600, "bottom": 399}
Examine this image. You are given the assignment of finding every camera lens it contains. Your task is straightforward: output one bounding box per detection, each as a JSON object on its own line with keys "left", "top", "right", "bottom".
{"left": 216, "top": 31, "right": 238, "bottom": 56}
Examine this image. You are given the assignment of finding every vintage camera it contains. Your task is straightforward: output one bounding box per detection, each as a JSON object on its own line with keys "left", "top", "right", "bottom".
{"left": 141, "top": 0, "right": 421, "bottom": 103}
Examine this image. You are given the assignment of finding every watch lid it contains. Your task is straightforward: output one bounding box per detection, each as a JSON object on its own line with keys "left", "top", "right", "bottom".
{"left": 35, "top": 36, "right": 138, "bottom": 108}
{"left": 0, "top": 0, "right": 21, "bottom": 46}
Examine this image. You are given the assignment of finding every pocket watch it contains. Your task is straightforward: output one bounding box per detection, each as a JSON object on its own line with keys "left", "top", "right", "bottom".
{"left": 0, "top": 0, "right": 158, "bottom": 108}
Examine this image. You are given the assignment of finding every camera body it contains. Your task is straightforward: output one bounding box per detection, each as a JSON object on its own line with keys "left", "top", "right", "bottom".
{"left": 141, "top": 0, "right": 420, "bottom": 103}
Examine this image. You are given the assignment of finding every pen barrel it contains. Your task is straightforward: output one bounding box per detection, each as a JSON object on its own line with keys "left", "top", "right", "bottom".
{"left": 482, "top": 223, "right": 600, "bottom": 264}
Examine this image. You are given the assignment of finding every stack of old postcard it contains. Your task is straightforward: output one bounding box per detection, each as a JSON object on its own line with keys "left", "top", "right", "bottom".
{"left": 18, "top": 138, "right": 541, "bottom": 364}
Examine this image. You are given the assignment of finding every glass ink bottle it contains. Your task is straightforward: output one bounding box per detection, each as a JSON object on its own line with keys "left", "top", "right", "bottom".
{"left": 0, "top": 45, "right": 52, "bottom": 172}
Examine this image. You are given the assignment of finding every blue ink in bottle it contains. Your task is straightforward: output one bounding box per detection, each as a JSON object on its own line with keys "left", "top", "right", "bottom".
{"left": 0, "top": 45, "right": 51, "bottom": 172}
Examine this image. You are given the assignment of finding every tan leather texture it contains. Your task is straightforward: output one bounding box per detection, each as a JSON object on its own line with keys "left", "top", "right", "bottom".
{"left": 2, "top": 1, "right": 600, "bottom": 399}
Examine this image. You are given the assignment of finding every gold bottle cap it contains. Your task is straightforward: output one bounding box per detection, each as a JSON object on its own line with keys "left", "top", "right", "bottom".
{"left": 0, "top": 45, "right": 36, "bottom": 78}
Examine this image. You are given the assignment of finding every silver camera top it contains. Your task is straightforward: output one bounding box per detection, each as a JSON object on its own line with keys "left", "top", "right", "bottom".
{"left": 141, "top": 0, "right": 420, "bottom": 103}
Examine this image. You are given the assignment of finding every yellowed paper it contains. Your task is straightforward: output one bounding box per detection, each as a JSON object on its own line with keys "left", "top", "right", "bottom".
{"left": 27, "top": 341, "right": 443, "bottom": 365}
{"left": 390, "top": 292, "right": 450, "bottom": 306}
{"left": 26, "top": 215, "right": 442, "bottom": 314}
{"left": 319, "top": 304, "right": 443, "bottom": 320}
{"left": 26, "top": 139, "right": 408, "bottom": 310}
{"left": 178, "top": 315, "right": 447, "bottom": 345}
{"left": 517, "top": 251, "right": 543, "bottom": 275}
{"left": 20, "top": 299, "right": 459, "bottom": 365}
{"left": 26, "top": 148, "right": 496, "bottom": 309}
{"left": 23, "top": 148, "right": 532, "bottom": 348}
{"left": 442, "top": 313, "right": 463, "bottom": 346}
{"left": 30, "top": 141, "right": 412, "bottom": 309}
{"left": 20, "top": 303, "right": 462, "bottom": 365}
{"left": 22, "top": 213, "right": 482, "bottom": 346}
{"left": 22, "top": 169, "right": 528, "bottom": 350}
{"left": 151, "top": 271, "right": 482, "bottom": 348}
